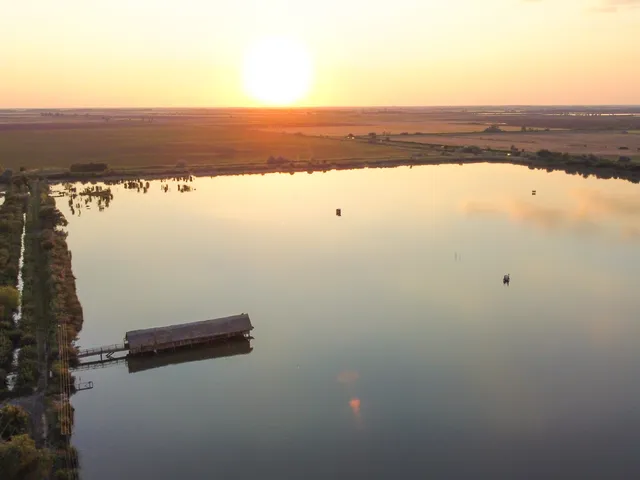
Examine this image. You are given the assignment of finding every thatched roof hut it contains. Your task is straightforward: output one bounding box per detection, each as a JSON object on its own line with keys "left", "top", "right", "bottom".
{"left": 126, "top": 313, "right": 253, "bottom": 354}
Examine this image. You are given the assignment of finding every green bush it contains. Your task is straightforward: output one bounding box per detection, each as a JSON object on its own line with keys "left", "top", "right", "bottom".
{"left": 0, "top": 334, "right": 12, "bottom": 366}
{"left": 0, "top": 286, "right": 20, "bottom": 310}
{"left": 54, "top": 469, "right": 77, "bottom": 480}
{"left": 0, "top": 434, "right": 52, "bottom": 480}
{"left": 0, "top": 405, "right": 30, "bottom": 440}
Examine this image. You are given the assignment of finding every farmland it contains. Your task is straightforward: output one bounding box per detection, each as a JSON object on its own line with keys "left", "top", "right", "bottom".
{"left": 388, "top": 131, "right": 640, "bottom": 158}
{"left": 0, "top": 106, "right": 639, "bottom": 174}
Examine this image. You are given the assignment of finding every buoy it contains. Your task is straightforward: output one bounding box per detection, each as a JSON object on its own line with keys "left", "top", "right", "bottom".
{"left": 336, "top": 208, "right": 342, "bottom": 217}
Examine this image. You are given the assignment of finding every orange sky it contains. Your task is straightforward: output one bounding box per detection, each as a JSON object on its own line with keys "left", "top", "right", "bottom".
{"left": 2, "top": 0, "right": 639, "bottom": 107}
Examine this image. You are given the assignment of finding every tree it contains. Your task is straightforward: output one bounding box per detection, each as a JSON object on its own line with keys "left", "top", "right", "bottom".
{"left": 0, "top": 434, "right": 52, "bottom": 480}
{"left": 0, "top": 405, "right": 30, "bottom": 440}
{"left": 54, "top": 469, "right": 76, "bottom": 480}
{"left": 0, "top": 286, "right": 20, "bottom": 311}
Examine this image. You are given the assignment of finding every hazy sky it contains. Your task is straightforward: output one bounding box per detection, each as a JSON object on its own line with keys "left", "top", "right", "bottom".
{"left": 2, "top": 0, "right": 639, "bottom": 107}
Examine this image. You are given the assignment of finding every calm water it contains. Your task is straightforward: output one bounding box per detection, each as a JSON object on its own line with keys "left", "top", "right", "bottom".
{"left": 60, "top": 165, "right": 640, "bottom": 480}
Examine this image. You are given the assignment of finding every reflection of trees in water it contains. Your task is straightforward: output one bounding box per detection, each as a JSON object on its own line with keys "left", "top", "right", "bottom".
{"left": 54, "top": 176, "right": 196, "bottom": 216}
{"left": 59, "top": 184, "right": 114, "bottom": 216}
{"left": 159, "top": 175, "right": 196, "bottom": 193}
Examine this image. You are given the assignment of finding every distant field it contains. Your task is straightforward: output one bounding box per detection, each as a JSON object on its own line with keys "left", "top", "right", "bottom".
{"left": 1, "top": 107, "right": 639, "bottom": 170}
{"left": 0, "top": 124, "right": 408, "bottom": 169}
{"left": 258, "top": 121, "right": 523, "bottom": 136}
{"left": 389, "top": 131, "right": 640, "bottom": 156}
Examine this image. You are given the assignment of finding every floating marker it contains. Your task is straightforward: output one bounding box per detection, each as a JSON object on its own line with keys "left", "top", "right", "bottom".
{"left": 336, "top": 208, "right": 342, "bottom": 217}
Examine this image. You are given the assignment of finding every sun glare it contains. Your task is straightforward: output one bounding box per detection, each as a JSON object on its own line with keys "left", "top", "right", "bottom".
{"left": 243, "top": 36, "right": 313, "bottom": 106}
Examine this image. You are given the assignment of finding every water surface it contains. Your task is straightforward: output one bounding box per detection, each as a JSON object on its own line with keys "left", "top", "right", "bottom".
{"left": 62, "top": 165, "right": 640, "bottom": 479}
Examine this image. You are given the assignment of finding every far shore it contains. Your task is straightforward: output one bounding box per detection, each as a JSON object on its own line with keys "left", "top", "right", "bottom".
{"left": 29, "top": 154, "right": 640, "bottom": 186}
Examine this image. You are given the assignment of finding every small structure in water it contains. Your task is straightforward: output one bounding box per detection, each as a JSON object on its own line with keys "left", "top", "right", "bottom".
{"left": 503, "top": 274, "right": 510, "bottom": 286}
{"left": 76, "top": 314, "right": 254, "bottom": 360}
{"left": 532, "top": 190, "right": 537, "bottom": 195}
{"left": 336, "top": 208, "right": 342, "bottom": 217}
{"left": 126, "top": 314, "right": 253, "bottom": 355}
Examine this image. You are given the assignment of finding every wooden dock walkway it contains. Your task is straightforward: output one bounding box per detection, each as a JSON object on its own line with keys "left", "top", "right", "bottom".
{"left": 76, "top": 343, "right": 128, "bottom": 360}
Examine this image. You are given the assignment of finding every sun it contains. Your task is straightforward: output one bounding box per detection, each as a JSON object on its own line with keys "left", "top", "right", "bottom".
{"left": 243, "top": 36, "right": 313, "bottom": 106}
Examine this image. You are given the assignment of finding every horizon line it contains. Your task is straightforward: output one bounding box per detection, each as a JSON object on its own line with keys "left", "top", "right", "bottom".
{"left": 2, "top": 104, "right": 640, "bottom": 110}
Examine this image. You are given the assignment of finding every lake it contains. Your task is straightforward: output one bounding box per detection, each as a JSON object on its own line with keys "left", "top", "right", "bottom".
{"left": 61, "top": 164, "right": 640, "bottom": 479}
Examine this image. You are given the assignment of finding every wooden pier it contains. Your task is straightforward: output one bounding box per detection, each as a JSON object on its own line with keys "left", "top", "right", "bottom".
{"left": 76, "top": 313, "right": 253, "bottom": 360}
{"left": 73, "top": 338, "right": 253, "bottom": 373}
{"left": 77, "top": 343, "right": 128, "bottom": 360}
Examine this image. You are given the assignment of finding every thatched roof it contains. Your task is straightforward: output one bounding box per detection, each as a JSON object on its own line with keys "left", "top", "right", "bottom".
{"left": 126, "top": 314, "right": 252, "bottom": 350}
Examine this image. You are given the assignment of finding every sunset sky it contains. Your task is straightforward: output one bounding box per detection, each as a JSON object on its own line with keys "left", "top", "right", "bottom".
{"left": 2, "top": 0, "right": 639, "bottom": 107}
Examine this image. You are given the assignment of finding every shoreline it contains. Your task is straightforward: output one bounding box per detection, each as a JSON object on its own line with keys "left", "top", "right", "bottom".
{"left": 34, "top": 154, "right": 640, "bottom": 185}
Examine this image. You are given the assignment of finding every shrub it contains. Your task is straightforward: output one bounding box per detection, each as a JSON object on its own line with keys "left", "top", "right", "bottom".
{"left": 0, "top": 286, "right": 20, "bottom": 310}
{"left": 0, "top": 434, "right": 53, "bottom": 479}
{"left": 462, "top": 146, "right": 482, "bottom": 155}
{"left": 0, "top": 405, "right": 30, "bottom": 440}
{"left": 54, "top": 469, "right": 77, "bottom": 480}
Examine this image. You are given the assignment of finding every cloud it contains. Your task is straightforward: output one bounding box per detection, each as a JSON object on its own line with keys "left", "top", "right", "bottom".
{"left": 461, "top": 188, "right": 640, "bottom": 242}
{"left": 528, "top": 0, "right": 640, "bottom": 13}
{"left": 590, "top": 5, "right": 618, "bottom": 12}
{"left": 591, "top": 0, "right": 640, "bottom": 12}
{"left": 462, "top": 199, "right": 598, "bottom": 234}
{"left": 571, "top": 188, "right": 640, "bottom": 217}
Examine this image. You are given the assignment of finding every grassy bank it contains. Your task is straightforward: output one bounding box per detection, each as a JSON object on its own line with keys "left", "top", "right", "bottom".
{"left": 34, "top": 181, "right": 83, "bottom": 478}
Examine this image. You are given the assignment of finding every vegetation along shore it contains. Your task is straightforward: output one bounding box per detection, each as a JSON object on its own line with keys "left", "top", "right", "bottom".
{"left": 0, "top": 178, "right": 82, "bottom": 480}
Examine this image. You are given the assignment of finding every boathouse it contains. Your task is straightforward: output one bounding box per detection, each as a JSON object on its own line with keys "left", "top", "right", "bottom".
{"left": 125, "top": 313, "right": 253, "bottom": 355}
